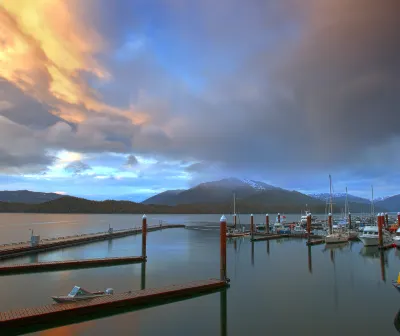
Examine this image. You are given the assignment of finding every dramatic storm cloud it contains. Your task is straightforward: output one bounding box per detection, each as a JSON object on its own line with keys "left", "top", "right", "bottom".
{"left": 0, "top": 0, "right": 399, "bottom": 199}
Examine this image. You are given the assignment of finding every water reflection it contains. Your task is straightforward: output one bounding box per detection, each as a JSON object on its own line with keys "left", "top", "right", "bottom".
{"left": 379, "top": 251, "right": 386, "bottom": 282}
{"left": 394, "top": 308, "right": 400, "bottom": 334}
{"left": 266, "top": 241, "right": 270, "bottom": 256}
{"left": 141, "top": 262, "right": 146, "bottom": 290}
{"left": 307, "top": 246, "right": 312, "bottom": 274}
{"left": 360, "top": 246, "right": 381, "bottom": 259}
{"left": 220, "top": 289, "right": 227, "bottom": 336}
{"left": 29, "top": 253, "right": 39, "bottom": 263}
{"left": 331, "top": 249, "right": 339, "bottom": 311}
{"left": 107, "top": 239, "right": 113, "bottom": 253}
{"left": 251, "top": 242, "right": 254, "bottom": 266}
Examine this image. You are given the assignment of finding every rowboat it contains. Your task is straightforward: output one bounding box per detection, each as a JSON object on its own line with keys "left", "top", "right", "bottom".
{"left": 52, "top": 286, "right": 114, "bottom": 303}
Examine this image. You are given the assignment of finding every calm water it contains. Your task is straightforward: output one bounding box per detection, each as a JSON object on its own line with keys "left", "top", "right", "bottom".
{"left": 1, "top": 213, "right": 400, "bottom": 335}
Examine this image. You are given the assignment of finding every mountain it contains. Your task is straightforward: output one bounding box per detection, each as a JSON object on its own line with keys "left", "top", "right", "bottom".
{"left": 141, "top": 190, "right": 185, "bottom": 205}
{"left": 308, "top": 192, "right": 371, "bottom": 204}
{"left": 375, "top": 195, "right": 400, "bottom": 212}
{"left": 142, "top": 178, "right": 283, "bottom": 206}
{"left": 0, "top": 190, "right": 64, "bottom": 204}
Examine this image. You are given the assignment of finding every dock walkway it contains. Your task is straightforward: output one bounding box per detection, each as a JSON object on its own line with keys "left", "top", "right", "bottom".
{"left": 0, "top": 256, "right": 145, "bottom": 275}
{"left": 0, "top": 224, "right": 185, "bottom": 260}
{"left": 0, "top": 278, "right": 228, "bottom": 328}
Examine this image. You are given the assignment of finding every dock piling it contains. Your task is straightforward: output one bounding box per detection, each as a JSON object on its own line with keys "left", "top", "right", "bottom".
{"left": 278, "top": 213, "right": 281, "bottom": 223}
{"left": 220, "top": 215, "right": 227, "bottom": 282}
{"left": 250, "top": 214, "right": 254, "bottom": 238}
{"left": 378, "top": 213, "right": 383, "bottom": 248}
{"left": 385, "top": 213, "right": 389, "bottom": 228}
{"left": 265, "top": 214, "right": 270, "bottom": 234}
{"left": 398, "top": 212, "right": 400, "bottom": 226}
{"left": 142, "top": 214, "right": 147, "bottom": 258}
{"left": 306, "top": 214, "right": 311, "bottom": 243}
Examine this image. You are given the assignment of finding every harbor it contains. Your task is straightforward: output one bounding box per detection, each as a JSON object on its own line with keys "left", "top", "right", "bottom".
{"left": 1, "top": 213, "right": 400, "bottom": 335}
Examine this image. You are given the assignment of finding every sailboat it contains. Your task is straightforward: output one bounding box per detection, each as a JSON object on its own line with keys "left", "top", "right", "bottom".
{"left": 325, "top": 175, "right": 349, "bottom": 245}
{"left": 227, "top": 193, "right": 247, "bottom": 238}
{"left": 345, "top": 187, "right": 359, "bottom": 240}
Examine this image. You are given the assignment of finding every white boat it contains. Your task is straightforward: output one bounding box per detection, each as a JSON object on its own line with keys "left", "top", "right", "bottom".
{"left": 52, "top": 286, "right": 114, "bottom": 303}
{"left": 325, "top": 232, "right": 349, "bottom": 244}
{"left": 292, "top": 224, "right": 307, "bottom": 234}
{"left": 359, "top": 226, "right": 392, "bottom": 247}
{"left": 393, "top": 228, "right": 400, "bottom": 247}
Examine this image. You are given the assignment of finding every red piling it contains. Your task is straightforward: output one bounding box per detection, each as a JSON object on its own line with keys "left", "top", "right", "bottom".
{"left": 250, "top": 214, "right": 254, "bottom": 237}
{"left": 142, "top": 215, "right": 147, "bottom": 258}
{"left": 220, "top": 215, "right": 227, "bottom": 281}
{"left": 265, "top": 214, "right": 270, "bottom": 234}
{"left": 306, "top": 214, "right": 311, "bottom": 242}
{"left": 398, "top": 212, "right": 400, "bottom": 226}
{"left": 328, "top": 213, "right": 332, "bottom": 235}
{"left": 278, "top": 213, "right": 281, "bottom": 223}
{"left": 378, "top": 213, "right": 383, "bottom": 248}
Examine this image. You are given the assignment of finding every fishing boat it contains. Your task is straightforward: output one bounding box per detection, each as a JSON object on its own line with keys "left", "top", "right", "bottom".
{"left": 392, "top": 273, "right": 400, "bottom": 293}
{"left": 359, "top": 226, "right": 392, "bottom": 247}
{"left": 52, "top": 286, "right": 114, "bottom": 303}
{"left": 325, "top": 175, "right": 349, "bottom": 245}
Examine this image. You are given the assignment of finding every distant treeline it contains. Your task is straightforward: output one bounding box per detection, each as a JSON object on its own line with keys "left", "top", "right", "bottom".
{"left": 0, "top": 196, "right": 388, "bottom": 215}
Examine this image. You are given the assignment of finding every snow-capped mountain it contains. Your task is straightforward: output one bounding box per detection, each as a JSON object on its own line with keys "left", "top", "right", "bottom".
{"left": 241, "top": 179, "right": 281, "bottom": 191}
{"left": 308, "top": 192, "right": 370, "bottom": 204}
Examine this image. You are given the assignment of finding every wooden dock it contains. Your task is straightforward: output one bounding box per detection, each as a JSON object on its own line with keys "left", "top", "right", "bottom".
{"left": 251, "top": 234, "right": 290, "bottom": 242}
{"left": 0, "top": 279, "right": 228, "bottom": 329}
{"left": 0, "top": 256, "right": 145, "bottom": 275}
{"left": 306, "top": 239, "right": 325, "bottom": 246}
{"left": 0, "top": 224, "right": 184, "bottom": 260}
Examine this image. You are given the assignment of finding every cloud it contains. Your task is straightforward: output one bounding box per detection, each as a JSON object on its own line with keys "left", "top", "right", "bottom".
{"left": 125, "top": 154, "right": 139, "bottom": 167}
{"left": 64, "top": 160, "right": 92, "bottom": 175}
{"left": 0, "top": 0, "right": 400, "bottom": 197}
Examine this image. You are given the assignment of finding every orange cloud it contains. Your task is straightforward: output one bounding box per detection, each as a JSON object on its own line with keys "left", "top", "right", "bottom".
{"left": 0, "top": 0, "right": 148, "bottom": 124}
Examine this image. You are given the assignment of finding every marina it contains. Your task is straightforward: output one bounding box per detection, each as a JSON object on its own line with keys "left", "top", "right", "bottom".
{"left": 1, "top": 213, "right": 400, "bottom": 335}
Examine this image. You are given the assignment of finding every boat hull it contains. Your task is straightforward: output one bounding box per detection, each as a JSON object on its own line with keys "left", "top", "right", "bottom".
{"left": 52, "top": 294, "right": 109, "bottom": 303}
{"left": 394, "top": 238, "right": 400, "bottom": 247}
{"left": 359, "top": 236, "right": 379, "bottom": 246}
{"left": 325, "top": 235, "right": 348, "bottom": 244}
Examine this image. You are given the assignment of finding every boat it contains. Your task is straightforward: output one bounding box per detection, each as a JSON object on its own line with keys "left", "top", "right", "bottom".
{"left": 325, "top": 175, "right": 349, "bottom": 245}
{"left": 292, "top": 224, "right": 307, "bottom": 234}
{"left": 359, "top": 225, "right": 392, "bottom": 247}
{"left": 52, "top": 286, "right": 114, "bottom": 303}
{"left": 393, "top": 228, "right": 400, "bottom": 247}
{"left": 274, "top": 224, "right": 290, "bottom": 234}
{"left": 392, "top": 272, "right": 400, "bottom": 293}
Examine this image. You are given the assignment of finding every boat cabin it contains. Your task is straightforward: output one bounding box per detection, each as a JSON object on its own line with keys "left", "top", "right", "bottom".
{"left": 361, "top": 226, "right": 379, "bottom": 236}
{"left": 68, "top": 286, "right": 92, "bottom": 298}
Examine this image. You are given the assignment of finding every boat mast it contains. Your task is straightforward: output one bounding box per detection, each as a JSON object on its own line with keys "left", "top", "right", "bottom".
{"left": 329, "top": 175, "right": 333, "bottom": 215}
{"left": 345, "top": 187, "right": 348, "bottom": 217}
{"left": 233, "top": 192, "right": 236, "bottom": 215}
{"left": 371, "top": 185, "right": 374, "bottom": 221}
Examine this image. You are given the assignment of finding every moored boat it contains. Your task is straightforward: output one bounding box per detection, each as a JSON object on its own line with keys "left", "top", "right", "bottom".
{"left": 52, "top": 286, "right": 114, "bottom": 303}
{"left": 359, "top": 226, "right": 392, "bottom": 247}
{"left": 393, "top": 228, "right": 400, "bottom": 247}
{"left": 392, "top": 273, "right": 400, "bottom": 293}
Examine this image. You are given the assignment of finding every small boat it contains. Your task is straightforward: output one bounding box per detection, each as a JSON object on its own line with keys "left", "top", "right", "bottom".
{"left": 292, "top": 224, "right": 307, "bottom": 234}
{"left": 52, "top": 286, "right": 114, "bottom": 303}
{"left": 392, "top": 272, "right": 400, "bottom": 293}
{"left": 274, "top": 224, "right": 290, "bottom": 234}
{"left": 325, "top": 232, "right": 349, "bottom": 244}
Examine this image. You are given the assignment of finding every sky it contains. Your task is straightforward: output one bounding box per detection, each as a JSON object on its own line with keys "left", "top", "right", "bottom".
{"left": 0, "top": 0, "right": 399, "bottom": 201}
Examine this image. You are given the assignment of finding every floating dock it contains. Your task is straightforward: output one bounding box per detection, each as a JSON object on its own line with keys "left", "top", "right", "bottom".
{"left": 306, "top": 239, "right": 325, "bottom": 246}
{"left": 0, "top": 256, "right": 145, "bottom": 275}
{"left": 0, "top": 279, "right": 228, "bottom": 329}
{"left": 0, "top": 224, "right": 184, "bottom": 260}
{"left": 251, "top": 234, "right": 290, "bottom": 242}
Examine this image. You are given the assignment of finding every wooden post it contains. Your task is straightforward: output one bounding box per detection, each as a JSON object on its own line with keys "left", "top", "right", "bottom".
{"left": 348, "top": 212, "right": 352, "bottom": 230}
{"left": 142, "top": 214, "right": 147, "bottom": 258}
{"left": 278, "top": 213, "right": 281, "bottom": 223}
{"left": 220, "top": 215, "right": 227, "bottom": 281}
{"left": 307, "top": 214, "right": 311, "bottom": 243}
{"left": 266, "top": 214, "right": 270, "bottom": 234}
{"left": 328, "top": 213, "right": 332, "bottom": 235}
{"left": 250, "top": 214, "right": 254, "bottom": 238}
{"left": 378, "top": 213, "right": 383, "bottom": 247}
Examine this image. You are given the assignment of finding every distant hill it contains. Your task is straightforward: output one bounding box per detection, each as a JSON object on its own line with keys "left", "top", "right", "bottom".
{"left": 375, "top": 195, "right": 400, "bottom": 212}
{"left": 0, "top": 190, "right": 63, "bottom": 204}
{"left": 308, "top": 193, "right": 371, "bottom": 204}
